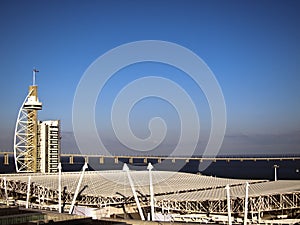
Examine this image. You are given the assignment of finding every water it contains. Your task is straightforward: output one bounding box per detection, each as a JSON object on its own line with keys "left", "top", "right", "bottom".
{"left": 1, "top": 155, "right": 299, "bottom": 180}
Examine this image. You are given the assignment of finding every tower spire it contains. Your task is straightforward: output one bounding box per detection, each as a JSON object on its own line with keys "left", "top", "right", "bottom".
{"left": 32, "top": 68, "right": 39, "bottom": 86}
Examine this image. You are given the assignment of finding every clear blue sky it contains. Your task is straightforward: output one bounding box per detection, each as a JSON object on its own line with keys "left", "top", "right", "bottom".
{"left": 0, "top": 0, "right": 299, "bottom": 155}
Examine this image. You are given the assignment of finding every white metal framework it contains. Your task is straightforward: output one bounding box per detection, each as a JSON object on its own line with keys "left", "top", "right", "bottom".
{"left": 0, "top": 170, "right": 299, "bottom": 223}
{"left": 0, "top": 171, "right": 299, "bottom": 216}
{"left": 14, "top": 88, "right": 39, "bottom": 173}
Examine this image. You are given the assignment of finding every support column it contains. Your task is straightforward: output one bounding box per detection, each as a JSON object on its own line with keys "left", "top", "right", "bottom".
{"left": 250, "top": 198, "right": 254, "bottom": 222}
{"left": 69, "top": 163, "right": 88, "bottom": 214}
{"left": 244, "top": 182, "right": 249, "bottom": 225}
{"left": 99, "top": 157, "right": 104, "bottom": 164}
{"left": 123, "top": 163, "right": 145, "bottom": 221}
{"left": 147, "top": 163, "right": 155, "bottom": 221}
{"left": 129, "top": 157, "right": 133, "bottom": 164}
{"left": 26, "top": 176, "right": 31, "bottom": 209}
{"left": 3, "top": 177, "right": 8, "bottom": 206}
{"left": 225, "top": 184, "right": 232, "bottom": 225}
{"left": 58, "top": 162, "right": 62, "bottom": 213}
{"left": 4, "top": 153, "right": 9, "bottom": 165}
{"left": 274, "top": 165, "right": 279, "bottom": 181}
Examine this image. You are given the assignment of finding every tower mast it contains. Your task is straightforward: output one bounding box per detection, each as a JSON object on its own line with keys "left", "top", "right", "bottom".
{"left": 32, "top": 68, "right": 39, "bottom": 86}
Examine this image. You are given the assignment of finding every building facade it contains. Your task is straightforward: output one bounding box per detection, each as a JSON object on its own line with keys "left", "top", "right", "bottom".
{"left": 39, "top": 120, "right": 61, "bottom": 173}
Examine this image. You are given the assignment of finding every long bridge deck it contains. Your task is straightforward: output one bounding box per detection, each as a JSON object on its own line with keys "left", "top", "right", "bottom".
{"left": 0, "top": 151, "right": 299, "bottom": 166}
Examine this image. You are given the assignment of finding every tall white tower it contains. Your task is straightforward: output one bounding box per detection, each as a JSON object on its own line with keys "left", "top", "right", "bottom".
{"left": 14, "top": 69, "right": 42, "bottom": 173}
{"left": 14, "top": 69, "right": 61, "bottom": 173}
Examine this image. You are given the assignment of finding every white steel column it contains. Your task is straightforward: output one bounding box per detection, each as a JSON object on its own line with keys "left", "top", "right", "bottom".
{"left": 274, "top": 165, "right": 279, "bottom": 181}
{"left": 225, "top": 184, "right": 232, "bottom": 225}
{"left": 69, "top": 163, "right": 88, "bottom": 214}
{"left": 58, "top": 162, "right": 62, "bottom": 213}
{"left": 147, "top": 163, "right": 155, "bottom": 221}
{"left": 26, "top": 176, "right": 31, "bottom": 208}
{"left": 244, "top": 182, "right": 249, "bottom": 225}
{"left": 123, "top": 163, "right": 145, "bottom": 221}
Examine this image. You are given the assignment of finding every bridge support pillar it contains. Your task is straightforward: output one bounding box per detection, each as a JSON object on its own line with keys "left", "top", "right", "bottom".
{"left": 99, "top": 157, "right": 104, "bottom": 164}
{"left": 4, "top": 153, "right": 9, "bottom": 165}
{"left": 114, "top": 157, "right": 118, "bottom": 164}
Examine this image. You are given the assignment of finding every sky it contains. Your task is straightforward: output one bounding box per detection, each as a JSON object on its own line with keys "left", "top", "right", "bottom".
{"left": 0, "top": 0, "right": 299, "bottom": 156}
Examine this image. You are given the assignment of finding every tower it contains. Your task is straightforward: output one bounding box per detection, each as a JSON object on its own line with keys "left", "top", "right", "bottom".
{"left": 14, "top": 69, "right": 60, "bottom": 173}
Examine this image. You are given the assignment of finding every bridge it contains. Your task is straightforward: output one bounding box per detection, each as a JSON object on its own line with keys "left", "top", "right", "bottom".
{"left": 0, "top": 151, "right": 299, "bottom": 166}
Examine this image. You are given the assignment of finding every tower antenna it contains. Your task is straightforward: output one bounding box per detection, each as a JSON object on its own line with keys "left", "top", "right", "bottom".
{"left": 32, "top": 68, "right": 39, "bottom": 86}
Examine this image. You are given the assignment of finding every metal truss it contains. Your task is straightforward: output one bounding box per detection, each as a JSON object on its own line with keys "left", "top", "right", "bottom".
{"left": 0, "top": 177, "right": 128, "bottom": 208}
{"left": 1, "top": 177, "right": 299, "bottom": 217}
{"left": 14, "top": 89, "right": 37, "bottom": 173}
{"left": 155, "top": 192, "right": 300, "bottom": 215}
{"left": 249, "top": 193, "right": 300, "bottom": 213}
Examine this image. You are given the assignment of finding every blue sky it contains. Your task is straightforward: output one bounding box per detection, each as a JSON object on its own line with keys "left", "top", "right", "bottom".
{"left": 0, "top": 0, "right": 299, "bottom": 156}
